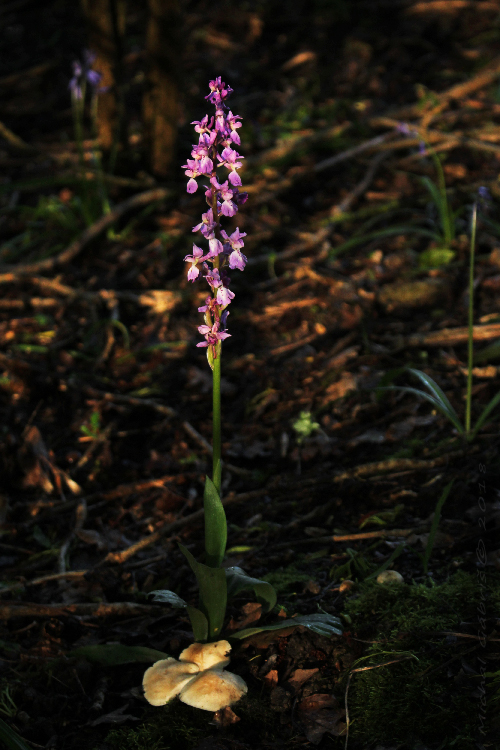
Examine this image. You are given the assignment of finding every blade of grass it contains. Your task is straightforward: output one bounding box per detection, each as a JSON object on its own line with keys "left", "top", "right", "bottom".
{"left": 407, "top": 369, "right": 463, "bottom": 432}
{"left": 422, "top": 480, "right": 454, "bottom": 575}
{"left": 471, "top": 390, "right": 500, "bottom": 439}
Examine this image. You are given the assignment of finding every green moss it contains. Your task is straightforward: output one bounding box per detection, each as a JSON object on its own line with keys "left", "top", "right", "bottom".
{"left": 100, "top": 702, "right": 209, "bottom": 750}
{"left": 338, "top": 570, "right": 499, "bottom": 749}
{"left": 99, "top": 693, "right": 281, "bottom": 750}
{"left": 262, "top": 564, "right": 310, "bottom": 594}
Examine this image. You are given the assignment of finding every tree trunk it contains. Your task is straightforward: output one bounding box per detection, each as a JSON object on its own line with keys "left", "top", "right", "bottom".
{"left": 143, "top": 0, "right": 181, "bottom": 177}
{"left": 80, "top": 0, "right": 126, "bottom": 151}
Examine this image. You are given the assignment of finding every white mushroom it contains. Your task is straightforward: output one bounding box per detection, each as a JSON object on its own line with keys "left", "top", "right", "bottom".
{"left": 376, "top": 570, "right": 404, "bottom": 584}
{"left": 179, "top": 640, "right": 231, "bottom": 671}
{"left": 143, "top": 658, "right": 199, "bottom": 706}
{"left": 143, "top": 640, "right": 247, "bottom": 712}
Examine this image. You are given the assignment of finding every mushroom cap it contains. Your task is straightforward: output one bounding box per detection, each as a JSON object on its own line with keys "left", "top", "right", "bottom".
{"left": 143, "top": 657, "right": 200, "bottom": 706}
{"left": 179, "top": 669, "right": 248, "bottom": 712}
{"left": 376, "top": 570, "right": 404, "bottom": 584}
{"left": 179, "top": 640, "right": 231, "bottom": 671}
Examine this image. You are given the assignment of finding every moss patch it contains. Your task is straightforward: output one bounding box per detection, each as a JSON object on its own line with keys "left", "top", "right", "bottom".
{"left": 338, "top": 570, "right": 499, "bottom": 749}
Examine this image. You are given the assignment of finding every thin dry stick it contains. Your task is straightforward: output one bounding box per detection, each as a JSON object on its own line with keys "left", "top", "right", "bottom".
{"left": 381, "top": 54, "right": 500, "bottom": 122}
{"left": 0, "top": 187, "right": 171, "bottom": 278}
{"left": 402, "top": 323, "right": 500, "bottom": 349}
{"left": 0, "top": 601, "right": 161, "bottom": 620}
{"left": 314, "top": 132, "right": 394, "bottom": 174}
{"left": 0, "top": 571, "right": 88, "bottom": 596}
{"left": 103, "top": 488, "right": 267, "bottom": 565}
{"left": 331, "top": 151, "right": 389, "bottom": 216}
{"left": 58, "top": 496, "right": 87, "bottom": 573}
{"left": 0, "top": 120, "right": 34, "bottom": 151}
{"left": 84, "top": 387, "right": 251, "bottom": 477}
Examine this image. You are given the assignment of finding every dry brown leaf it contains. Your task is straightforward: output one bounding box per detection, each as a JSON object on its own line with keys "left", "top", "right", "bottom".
{"left": 288, "top": 667, "right": 319, "bottom": 690}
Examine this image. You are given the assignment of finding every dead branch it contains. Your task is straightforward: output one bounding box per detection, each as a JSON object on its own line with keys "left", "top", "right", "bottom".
{"left": 332, "top": 450, "right": 465, "bottom": 482}
{"left": 401, "top": 323, "right": 500, "bottom": 349}
{"left": 83, "top": 387, "right": 251, "bottom": 477}
{"left": 103, "top": 489, "right": 267, "bottom": 565}
{"left": 0, "top": 120, "right": 34, "bottom": 152}
{"left": 314, "top": 132, "right": 395, "bottom": 174}
{"left": 331, "top": 151, "right": 389, "bottom": 216}
{"left": 0, "top": 601, "right": 161, "bottom": 620}
{"left": 0, "top": 188, "right": 172, "bottom": 278}
{"left": 58, "top": 496, "right": 87, "bottom": 573}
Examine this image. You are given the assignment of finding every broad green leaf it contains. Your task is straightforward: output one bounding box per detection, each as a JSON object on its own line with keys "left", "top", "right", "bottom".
{"left": 204, "top": 475, "right": 227, "bottom": 568}
{"left": 68, "top": 644, "right": 169, "bottom": 666}
{"left": 0, "top": 719, "right": 32, "bottom": 750}
{"left": 225, "top": 567, "right": 277, "bottom": 613}
{"left": 471, "top": 390, "right": 500, "bottom": 439}
{"left": 179, "top": 544, "right": 227, "bottom": 641}
{"left": 232, "top": 613, "right": 343, "bottom": 641}
{"left": 422, "top": 480, "right": 454, "bottom": 574}
{"left": 148, "top": 590, "right": 187, "bottom": 608}
{"left": 186, "top": 605, "right": 209, "bottom": 642}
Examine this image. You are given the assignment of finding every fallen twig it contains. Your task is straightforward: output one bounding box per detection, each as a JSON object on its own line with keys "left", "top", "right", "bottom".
{"left": 0, "top": 187, "right": 171, "bottom": 278}
{"left": 0, "top": 601, "right": 161, "bottom": 620}
{"left": 58, "top": 496, "right": 87, "bottom": 574}
{"left": 103, "top": 488, "right": 267, "bottom": 565}
{"left": 314, "top": 132, "right": 395, "bottom": 174}
{"left": 394, "top": 323, "right": 500, "bottom": 349}
{"left": 331, "top": 152, "right": 389, "bottom": 216}
{"left": 83, "top": 387, "right": 252, "bottom": 477}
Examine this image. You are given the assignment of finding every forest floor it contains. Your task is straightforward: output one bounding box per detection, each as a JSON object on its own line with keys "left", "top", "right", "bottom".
{"left": 0, "top": 1, "right": 499, "bottom": 749}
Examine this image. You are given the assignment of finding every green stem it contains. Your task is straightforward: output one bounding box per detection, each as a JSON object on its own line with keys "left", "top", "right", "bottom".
{"left": 466, "top": 203, "right": 477, "bottom": 436}
{"left": 212, "top": 345, "right": 222, "bottom": 495}
{"left": 90, "top": 93, "right": 111, "bottom": 218}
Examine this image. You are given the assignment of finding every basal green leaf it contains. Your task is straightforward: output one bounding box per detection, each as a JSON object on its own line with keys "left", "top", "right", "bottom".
{"left": 232, "top": 613, "right": 343, "bottom": 640}
{"left": 68, "top": 644, "right": 169, "bottom": 666}
{"left": 186, "top": 605, "right": 209, "bottom": 642}
{"left": 148, "top": 590, "right": 187, "bottom": 607}
{"left": 226, "top": 566, "right": 277, "bottom": 613}
{"left": 204, "top": 475, "right": 227, "bottom": 568}
{"left": 179, "top": 544, "right": 227, "bottom": 641}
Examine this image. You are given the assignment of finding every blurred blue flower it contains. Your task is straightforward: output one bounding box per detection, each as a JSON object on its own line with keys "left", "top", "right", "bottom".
{"left": 69, "top": 50, "right": 105, "bottom": 101}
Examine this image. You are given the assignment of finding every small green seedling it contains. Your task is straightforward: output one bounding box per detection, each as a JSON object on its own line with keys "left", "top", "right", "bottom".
{"left": 80, "top": 409, "right": 101, "bottom": 440}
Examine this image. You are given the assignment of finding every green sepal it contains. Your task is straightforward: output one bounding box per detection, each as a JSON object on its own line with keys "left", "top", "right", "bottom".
{"left": 225, "top": 566, "right": 277, "bottom": 613}
{"left": 179, "top": 543, "right": 227, "bottom": 641}
{"left": 186, "top": 605, "right": 209, "bottom": 642}
{"left": 204, "top": 474, "right": 227, "bottom": 568}
{"left": 231, "top": 612, "right": 343, "bottom": 641}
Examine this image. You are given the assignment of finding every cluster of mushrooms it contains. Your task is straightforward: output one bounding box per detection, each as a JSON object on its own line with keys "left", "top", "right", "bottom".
{"left": 143, "top": 640, "right": 247, "bottom": 712}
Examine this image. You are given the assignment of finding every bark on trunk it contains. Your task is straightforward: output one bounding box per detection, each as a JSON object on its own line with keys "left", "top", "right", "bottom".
{"left": 80, "top": 0, "right": 126, "bottom": 151}
{"left": 143, "top": 0, "right": 181, "bottom": 177}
